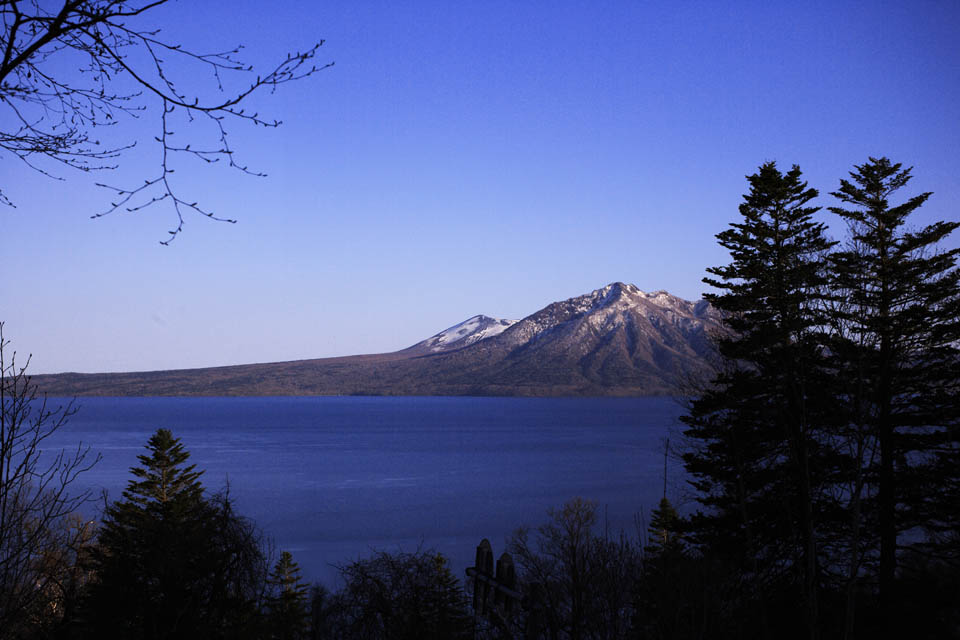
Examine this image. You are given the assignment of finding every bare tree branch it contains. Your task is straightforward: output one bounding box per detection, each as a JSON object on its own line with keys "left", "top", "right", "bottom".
{"left": 0, "top": 322, "right": 100, "bottom": 634}
{"left": 0, "top": 0, "right": 332, "bottom": 243}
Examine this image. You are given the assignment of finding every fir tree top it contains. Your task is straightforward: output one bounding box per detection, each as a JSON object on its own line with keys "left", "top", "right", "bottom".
{"left": 122, "top": 428, "right": 205, "bottom": 507}
{"left": 829, "top": 156, "right": 960, "bottom": 351}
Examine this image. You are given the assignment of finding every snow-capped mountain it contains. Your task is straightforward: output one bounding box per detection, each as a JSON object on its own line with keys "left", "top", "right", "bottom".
{"left": 496, "top": 282, "right": 717, "bottom": 352}
{"left": 410, "top": 315, "right": 517, "bottom": 353}
{"left": 34, "top": 283, "right": 722, "bottom": 397}
{"left": 424, "top": 282, "right": 721, "bottom": 394}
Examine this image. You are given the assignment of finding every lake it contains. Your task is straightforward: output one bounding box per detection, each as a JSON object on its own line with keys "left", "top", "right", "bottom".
{"left": 42, "top": 396, "right": 689, "bottom": 586}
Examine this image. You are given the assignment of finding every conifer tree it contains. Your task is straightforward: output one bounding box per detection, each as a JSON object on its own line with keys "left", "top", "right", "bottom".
{"left": 683, "top": 162, "right": 836, "bottom": 640}
{"left": 84, "top": 428, "right": 267, "bottom": 638}
{"left": 646, "top": 497, "right": 684, "bottom": 559}
{"left": 423, "top": 553, "right": 474, "bottom": 640}
{"left": 682, "top": 156, "right": 959, "bottom": 637}
{"left": 265, "top": 551, "right": 310, "bottom": 640}
{"left": 827, "top": 157, "right": 960, "bottom": 624}
{"left": 123, "top": 428, "right": 205, "bottom": 509}
{"left": 637, "top": 497, "right": 696, "bottom": 640}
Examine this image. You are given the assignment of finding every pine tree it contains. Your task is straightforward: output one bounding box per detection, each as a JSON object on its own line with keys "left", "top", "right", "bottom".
{"left": 84, "top": 428, "right": 267, "bottom": 638}
{"left": 682, "top": 157, "right": 960, "bottom": 637}
{"left": 423, "top": 553, "right": 474, "bottom": 640}
{"left": 637, "top": 497, "right": 696, "bottom": 640}
{"left": 646, "top": 497, "right": 683, "bottom": 559}
{"left": 683, "top": 162, "right": 836, "bottom": 639}
{"left": 265, "top": 551, "right": 310, "bottom": 640}
{"left": 827, "top": 157, "right": 960, "bottom": 627}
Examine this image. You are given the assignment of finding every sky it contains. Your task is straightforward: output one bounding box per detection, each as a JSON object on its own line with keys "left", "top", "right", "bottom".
{"left": 3, "top": 0, "right": 959, "bottom": 374}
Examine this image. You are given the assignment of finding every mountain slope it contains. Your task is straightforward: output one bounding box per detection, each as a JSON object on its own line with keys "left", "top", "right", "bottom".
{"left": 407, "top": 282, "right": 721, "bottom": 395}
{"left": 403, "top": 315, "right": 517, "bottom": 354}
{"left": 33, "top": 283, "right": 721, "bottom": 397}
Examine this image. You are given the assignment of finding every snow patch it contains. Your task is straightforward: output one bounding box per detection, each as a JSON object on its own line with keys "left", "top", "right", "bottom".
{"left": 423, "top": 315, "right": 517, "bottom": 351}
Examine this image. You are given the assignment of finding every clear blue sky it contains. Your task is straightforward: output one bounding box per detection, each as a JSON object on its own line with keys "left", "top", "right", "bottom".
{"left": 3, "top": 0, "right": 959, "bottom": 374}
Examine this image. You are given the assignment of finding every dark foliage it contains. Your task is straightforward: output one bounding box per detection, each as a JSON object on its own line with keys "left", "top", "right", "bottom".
{"left": 507, "top": 497, "right": 642, "bottom": 640}
{"left": 827, "top": 157, "right": 960, "bottom": 627}
{"left": 330, "top": 548, "right": 473, "bottom": 640}
{"left": 265, "top": 551, "right": 310, "bottom": 640}
{"left": 307, "top": 583, "right": 337, "bottom": 640}
{"left": 81, "top": 428, "right": 268, "bottom": 638}
{"left": 682, "top": 162, "right": 836, "bottom": 639}
{"left": 682, "top": 158, "right": 960, "bottom": 639}
{"left": 634, "top": 497, "right": 708, "bottom": 640}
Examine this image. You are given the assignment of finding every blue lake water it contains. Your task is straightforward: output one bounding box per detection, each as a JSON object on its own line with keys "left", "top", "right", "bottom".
{"left": 43, "top": 396, "right": 689, "bottom": 586}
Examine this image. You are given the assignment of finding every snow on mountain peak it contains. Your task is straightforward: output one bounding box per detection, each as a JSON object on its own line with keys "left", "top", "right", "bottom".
{"left": 420, "top": 314, "right": 517, "bottom": 352}
{"left": 642, "top": 289, "right": 683, "bottom": 308}
{"left": 406, "top": 283, "right": 716, "bottom": 358}
{"left": 584, "top": 282, "right": 651, "bottom": 310}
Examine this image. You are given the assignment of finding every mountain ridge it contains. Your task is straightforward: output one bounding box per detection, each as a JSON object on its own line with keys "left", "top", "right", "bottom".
{"left": 33, "top": 283, "right": 721, "bottom": 397}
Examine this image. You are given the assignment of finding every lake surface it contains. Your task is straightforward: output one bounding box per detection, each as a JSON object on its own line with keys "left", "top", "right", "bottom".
{"left": 43, "top": 396, "right": 689, "bottom": 586}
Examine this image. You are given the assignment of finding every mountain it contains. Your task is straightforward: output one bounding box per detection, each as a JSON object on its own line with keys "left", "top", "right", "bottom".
{"left": 404, "top": 315, "right": 517, "bottom": 354}
{"left": 33, "top": 283, "right": 722, "bottom": 397}
{"left": 405, "top": 282, "right": 721, "bottom": 395}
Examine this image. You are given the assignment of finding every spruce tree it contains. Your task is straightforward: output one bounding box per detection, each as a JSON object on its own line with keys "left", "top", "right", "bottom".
{"left": 683, "top": 156, "right": 959, "bottom": 637}
{"left": 423, "top": 553, "right": 474, "bottom": 640}
{"left": 827, "top": 157, "right": 960, "bottom": 625}
{"left": 265, "top": 551, "right": 310, "bottom": 640}
{"left": 84, "top": 429, "right": 266, "bottom": 638}
{"left": 637, "top": 497, "right": 695, "bottom": 640}
{"left": 646, "top": 497, "right": 683, "bottom": 558}
{"left": 683, "top": 162, "right": 836, "bottom": 640}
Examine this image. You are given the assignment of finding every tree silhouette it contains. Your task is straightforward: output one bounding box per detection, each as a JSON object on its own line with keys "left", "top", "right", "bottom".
{"left": 508, "top": 497, "right": 640, "bottom": 640}
{"left": 636, "top": 497, "right": 703, "bottom": 640}
{"left": 0, "top": 323, "right": 98, "bottom": 638}
{"left": 682, "top": 158, "right": 960, "bottom": 638}
{"left": 828, "top": 157, "right": 960, "bottom": 631}
{"left": 683, "top": 162, "right": 836, "bottom": 639}
{"left": 83, "top": 428, "right": 267, "bottom": 638}
{"left": 0, "top": 0, "right": 331, "bottom": 243}
{"left": 265, "top": 551, "right": 309, "bottom": 640}
{"left": 334, "top": 548, "right": 473, "bottom": 640}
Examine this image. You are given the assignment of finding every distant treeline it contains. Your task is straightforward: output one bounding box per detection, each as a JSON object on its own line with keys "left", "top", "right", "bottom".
{"left": 2, "top": 156, "right": 958, "bottom": 639}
